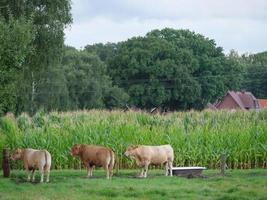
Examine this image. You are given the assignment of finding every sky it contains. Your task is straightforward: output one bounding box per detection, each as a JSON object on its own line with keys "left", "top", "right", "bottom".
{"left": 64, "top": 0, "right": 267, "bottom": 54}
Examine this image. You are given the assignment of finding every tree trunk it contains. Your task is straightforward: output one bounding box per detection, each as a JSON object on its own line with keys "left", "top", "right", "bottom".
{"left": 31, "top": 71, "right": 36, "bottom": 115}
{"left": 220, "top": 154, "right": 227, "bottom": 176}
{"left": 2, "top": 149, "right": 10, "bottom": 178}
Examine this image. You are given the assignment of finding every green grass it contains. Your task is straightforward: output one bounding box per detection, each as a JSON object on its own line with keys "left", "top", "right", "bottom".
{"left": 0, "top": 169, "right": 266, "bottom": 200}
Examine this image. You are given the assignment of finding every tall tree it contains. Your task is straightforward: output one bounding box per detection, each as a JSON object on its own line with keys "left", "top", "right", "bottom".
{"left": 0, "top": 16, "right": 34, "bottom": 115}
{"left": 108, "top": 28, "right": 243, "bottom": 110}
{"left": 84, "top": 43, "right": 117, "bottom": 63}
{"left": 62, "top": 47, "right": 129, "bottom": 109}
{"left": 242, "top": 51, "right": 267, "bottom": 98}
{"left": 0, "top": 0, "right": 72, "bottom": 114}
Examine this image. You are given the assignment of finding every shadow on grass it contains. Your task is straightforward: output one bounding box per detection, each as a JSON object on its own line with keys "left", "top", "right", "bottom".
{"left": 9, "top": 173, "right": 51, "bottom": 185}
{"left": 10, "top": 177, "right": 40, "bottom": 185}
{"left": 247, "top": 172, "right": 267, "bottom": 177}
{"left": 114, "top": 171, "right": 208, "bottom": 179}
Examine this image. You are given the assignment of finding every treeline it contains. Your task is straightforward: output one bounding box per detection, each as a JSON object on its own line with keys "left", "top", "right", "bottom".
{"left": 1, "top": 1, "right": 267, "bottom": 115}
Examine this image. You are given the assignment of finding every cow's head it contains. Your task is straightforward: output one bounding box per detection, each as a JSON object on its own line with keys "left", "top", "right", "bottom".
{"left": 70, "top": 144, "right": 81, "bottom": 156}
{"left": 11, "top": 148, "right": 23, "bottom": 160}
{"left": 124, "top": 145, "right": 139, "bottom": 157}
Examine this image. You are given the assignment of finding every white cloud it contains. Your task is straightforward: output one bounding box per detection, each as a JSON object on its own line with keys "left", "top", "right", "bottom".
{"left": 65, "top": 0, "right": 267, "bottom": 53}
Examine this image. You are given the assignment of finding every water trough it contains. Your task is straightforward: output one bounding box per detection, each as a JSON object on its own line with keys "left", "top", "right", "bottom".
{"left": 170, "top": 167, "right": 206, "bottom": 177}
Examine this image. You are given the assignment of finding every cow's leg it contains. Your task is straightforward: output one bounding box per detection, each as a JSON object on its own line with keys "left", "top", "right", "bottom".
{"left": 168, "top": 161, "right": 173, "bottom": 176}
{"left": 143, "top": 163, "right": 149, "bottom": 178}
{"left": 108, "top": 167, "right": 113, "bottom": 179}
{"left": 46, "top": 169, "right": 50, "bottom": 183}
{"left": 39, "top": 166, "right": 44, "bottom": 183}
{"left": 83, "top": 161, "right": 92, "bottom": 178}
{"left": 90, "top": 166, "right": 94, "bottom": 177}
{"left": 26, "top": 169, "right": 31, "bottom": 182}
{"left": 165, "top": 162, "right": 169, "bottom": 176}
{"left": 139, "top": 167, "right": 144, "bottom": 177}
{"left": 104, "top": 164, "right": 109, "bottom": 179}
{"left": 31, "top": 169, "right": 36, "bottom": 182}
{"left": 87, "top": 166, "right": 92, "bottom": 178}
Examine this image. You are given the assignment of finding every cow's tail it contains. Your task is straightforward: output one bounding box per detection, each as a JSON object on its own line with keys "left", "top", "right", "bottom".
{"left": 43, "top": 150, "right": 50, "bottom": 171}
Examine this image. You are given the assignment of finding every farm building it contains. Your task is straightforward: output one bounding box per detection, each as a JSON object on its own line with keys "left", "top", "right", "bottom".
{"left": 208, "top": 91, "right": 261, "bottom": 110}
{"left": 258, "top": 99, "right": 267, "bottom": 109}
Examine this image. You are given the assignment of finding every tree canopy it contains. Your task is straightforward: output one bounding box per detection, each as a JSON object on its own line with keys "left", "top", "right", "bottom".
{"left": 107, "top": 29, "right": 243, "bottom": 110}
{"left": 0, "top": 2, "right": 265, "bottom": 115}
{"left": 242, "top": 51, "right": 267, "bottom": 98}
{"left": 0, "top": 0, "right": 72, "bottom": 115}
{"left": 0, "top": 16, "right": 34, "bottom": 114}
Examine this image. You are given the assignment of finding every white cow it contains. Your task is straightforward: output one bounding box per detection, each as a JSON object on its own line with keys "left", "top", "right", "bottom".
{"left": 11, "top": 148, "right": 51, "bottom": 183}
{"left": 124, "top": 144, "right": 174, "bottom": 178}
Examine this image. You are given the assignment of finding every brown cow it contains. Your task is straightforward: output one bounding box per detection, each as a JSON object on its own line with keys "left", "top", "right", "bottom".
{"left": 124, "top": 144, "right": 174, "bottom": 178}
{"left": 71, "top": 144, "right": 115, "bottom": 179}
{"left": 11, "top": 148, "right": 51, "bottom": 183}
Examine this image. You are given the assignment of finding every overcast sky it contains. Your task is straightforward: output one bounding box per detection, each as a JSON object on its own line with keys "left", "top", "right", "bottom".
{"left": 64, "top": 0, "right": 267, "bottom": 54}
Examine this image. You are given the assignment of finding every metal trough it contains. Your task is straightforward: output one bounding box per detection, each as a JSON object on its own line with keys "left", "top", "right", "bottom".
{"left": 171, "top": 167, "right": 206, "bottom": 177}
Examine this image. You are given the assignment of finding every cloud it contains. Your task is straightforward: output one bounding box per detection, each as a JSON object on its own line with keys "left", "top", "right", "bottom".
{"left": 65, "top": 0, "right": 267, "bottom": 53}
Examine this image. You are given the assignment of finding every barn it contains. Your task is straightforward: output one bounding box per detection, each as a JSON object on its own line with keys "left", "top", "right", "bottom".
{"left": 209, "top": 91, "right": 261, "bottom": 110}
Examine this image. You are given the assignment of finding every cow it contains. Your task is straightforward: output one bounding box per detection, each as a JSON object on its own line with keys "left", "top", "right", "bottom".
{"left": 124, "top": 144, "right": 174, "bottom": 178}
{"left": 11, "top": 148, "right": 51, "bottom": 183}
{"left": 70, "top": 144, "right": 115, "bottom": 179}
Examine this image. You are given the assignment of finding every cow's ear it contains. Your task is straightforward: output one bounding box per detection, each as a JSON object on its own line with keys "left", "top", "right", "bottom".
{"left": 132, "top": 145, "right": 139, "bottom": 149}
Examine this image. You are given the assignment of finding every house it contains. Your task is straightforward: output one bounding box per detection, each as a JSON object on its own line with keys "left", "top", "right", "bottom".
{"left": 258, "top": 99, "right": 267, "bottom": 109}
{"left": 209, "top": 91, "right": 260, "bottom": 110}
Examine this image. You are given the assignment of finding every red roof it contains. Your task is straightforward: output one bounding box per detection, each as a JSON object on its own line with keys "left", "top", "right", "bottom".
{"left": 213, "top": 91, "right": 260, "bottom": 110}
{"left": 258, "top": 99, "right": 267, "bottom": 108}
{"left": 227, "top": 91, "right": 259, "bottom": 109}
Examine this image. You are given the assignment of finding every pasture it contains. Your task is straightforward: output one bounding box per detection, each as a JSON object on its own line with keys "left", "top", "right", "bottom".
{"left": 0, "top": 169, "right": 266, "bottom": 200}
{"left": 0, "top": 110, "right": 267, "bottom": 199}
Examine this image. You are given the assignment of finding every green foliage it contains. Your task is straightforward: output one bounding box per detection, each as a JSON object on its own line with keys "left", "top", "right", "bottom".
{"left": 32, "top": 110, "right": 47, "bottom": 128}
{"left": 0, "top": 0, "right": 264, "bottom": 115}
{"left": 84, "top": 42, "right": 117, "bottom": 63}
{"left": 0, "top": 0, "right": 72, "bottom": 115}
{"left": 242, "top": 51, "right": 267, "bottom": 98}
{"left": 17, "top": 113, "right": 32, "bottom": 131}
{"left": 1, "top": 110, "right": 266, "bottom": 169}
{"left": 0, "top": 16, "right": 34, "bottom": 115}
{"left": 107, "top": 28, "right": 243, "bottom": 109}
{"left": 62, "top": 47, "right": 129, "bottom": 110}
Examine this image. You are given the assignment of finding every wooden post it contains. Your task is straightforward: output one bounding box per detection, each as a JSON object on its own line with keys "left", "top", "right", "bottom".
{"left": 2, "top": 148, "right": 10, "bottom": 178}
{"left": 220, "top": 153, "right": 227, "bottom": 176}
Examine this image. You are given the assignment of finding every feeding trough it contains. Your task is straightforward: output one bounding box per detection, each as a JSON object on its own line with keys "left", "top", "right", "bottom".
{"left": 170, "top": 167, "right": 206, "bottom": 177}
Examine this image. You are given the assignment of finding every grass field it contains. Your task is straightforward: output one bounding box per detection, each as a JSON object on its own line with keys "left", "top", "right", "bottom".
{"left": 0, "top": 169, "right": 266, "bottom": 200}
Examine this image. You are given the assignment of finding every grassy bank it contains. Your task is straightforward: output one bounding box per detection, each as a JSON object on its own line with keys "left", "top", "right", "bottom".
{"left": 0, "top": 110, "right": 267, "bottom": 169}
{"left": 0, "top": 169, "right": 266, "bottom": 200}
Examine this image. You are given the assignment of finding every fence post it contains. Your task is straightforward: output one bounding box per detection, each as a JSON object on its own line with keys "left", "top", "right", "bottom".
{"left": 2, "top": 148, "right": 10, "bottom": 178}
{"left": 220, "top": 153, "right": 227, "bottom": 176}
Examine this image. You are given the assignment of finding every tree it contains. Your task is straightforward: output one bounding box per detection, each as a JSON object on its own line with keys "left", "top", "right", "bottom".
{"left": 84, "top": 43, "right": 117, "bottom": 63}
{"left": 62, "top": 47, "right": 128, "bottom": 109}
{"left": 0, "top": 0, "right": 72, "bottom": 114}
{"left": 242, "top": 51, "right": 267, "bottom": 98}
{"left": 0, "top": 17, "right": 34, "bottom": 115}
{"left": 108, "top": 28, "right": 243, "bottom": 110}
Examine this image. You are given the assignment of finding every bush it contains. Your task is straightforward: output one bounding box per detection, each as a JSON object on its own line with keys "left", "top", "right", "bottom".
{"left": 17, "top": 113, "right": 32, "bottom": 131}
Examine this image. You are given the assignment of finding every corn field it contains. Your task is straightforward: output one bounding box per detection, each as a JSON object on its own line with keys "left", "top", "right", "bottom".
{"left": 0, "top": 110, "right": 267, "bottom": 170}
